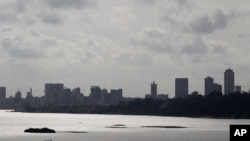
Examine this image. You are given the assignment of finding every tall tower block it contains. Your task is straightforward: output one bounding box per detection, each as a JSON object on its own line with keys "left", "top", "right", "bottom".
{"left": 224, "top": 68, "right": 235, "bottom": 95}
{"left": 175, "top": 78, "right": 188, "bottom": 98}
{"left": 151, "top": 82, "right": 157, "bottom": 99}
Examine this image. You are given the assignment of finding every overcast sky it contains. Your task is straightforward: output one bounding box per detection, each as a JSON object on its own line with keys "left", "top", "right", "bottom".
{"left": 1, "top": 0, "right": 250, "bottom": 98}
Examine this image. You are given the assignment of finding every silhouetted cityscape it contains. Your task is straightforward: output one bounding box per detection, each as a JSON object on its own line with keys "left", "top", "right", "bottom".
{"left": 0, "top": 68, "right": 250, "bottom": 118}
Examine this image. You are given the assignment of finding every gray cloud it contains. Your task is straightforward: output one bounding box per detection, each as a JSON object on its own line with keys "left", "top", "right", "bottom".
{"left": 1, "top": 37, "right": 45, "bottom": 59}
{"left": 130, "top": 53, "right": 153, "bottom": 65}
{"left": 6, "top": 47, "right": 45, "bottom": 59}
{"left": 0, "top": 1, "right": 28, "bottom": 13}
{"left": 0, "top": 13, "right": 18, "bottom": 23}
{"left": 176, "top": 0, "right": 191, "bottom": 5}
{"left": 188, "top": 10, "right": 240, "bottom": 34}
{"left": 45, "top": 0, "right": 95, "bottom": 9}
{"left": 147, "top": 44, "right": 173, "bottom": 53}
{"left": 181, "top": 37, "right": 208, "bottom": 54}
{"left": 115, "top": 52, "right": 153, "bottom": 66}
{"left": 134, "top": 0, "right": 162, "bottom": 4}
{"left": 38, "top": 12, "right": 63, "bottom": 25}
{"left": 162, "top": 8, "right": 245, "bottom": 35}
{"left": 14, "top": 0, "right": 29, "bottom": 13}
{"left": 0, "top": 28, "right": 61, "bottom": 60}
{"left": 238, "top": 33, "right": 250, "bottom": 38}
{"left": 130, "top": 27, "right": 173, "bottom": 53}
{"left": 174, "top": 0, "right": 194, "bottom": 9}
{"left": 140, "top": 27, "right": 165, "bottom": 39}
{"left": 189, "top": 15, "right": 215, "bottom": 34}
{"left": 161, "top": 15, "right": 183, "bottom": 28}
{"left": 213, "top": 46, "right": 227, "bottom": 54}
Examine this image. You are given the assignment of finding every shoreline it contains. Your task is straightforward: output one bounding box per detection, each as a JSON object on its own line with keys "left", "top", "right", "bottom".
{"left": 2, "top": 109, "right": 249, "bottom": 120}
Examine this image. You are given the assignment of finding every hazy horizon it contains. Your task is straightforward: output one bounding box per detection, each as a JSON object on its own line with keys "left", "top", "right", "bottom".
{"left": 0, "top": 0, "right": 250, "bottom": 98}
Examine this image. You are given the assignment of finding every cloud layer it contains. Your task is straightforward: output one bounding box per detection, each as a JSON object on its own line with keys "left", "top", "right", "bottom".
{"left": 0, "top": 0, "right": 249, "bottom": 97}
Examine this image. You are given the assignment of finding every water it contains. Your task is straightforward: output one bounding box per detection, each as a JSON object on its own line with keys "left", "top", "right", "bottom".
{"left": 0, "top": 110, "right": 249, "bottom": 141}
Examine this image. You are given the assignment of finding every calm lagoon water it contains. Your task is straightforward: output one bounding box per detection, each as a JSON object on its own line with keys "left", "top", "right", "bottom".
{"left": 0, "top": 110, "right": 249, "bottom": 141}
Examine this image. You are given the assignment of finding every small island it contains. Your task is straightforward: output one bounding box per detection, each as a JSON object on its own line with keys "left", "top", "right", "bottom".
{"left": 24, "top": 127, "right": 56, "bottom": 133}
{"left": 141, "top": 126, "right": 187, "bottom": 128}
{"left": 105, "top": 124, "right": 127, "bottom": 128}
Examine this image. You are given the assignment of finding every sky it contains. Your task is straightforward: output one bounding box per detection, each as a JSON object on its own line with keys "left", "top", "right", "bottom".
{"left": 1, "top": 0, "right": 250, "bottom": 98}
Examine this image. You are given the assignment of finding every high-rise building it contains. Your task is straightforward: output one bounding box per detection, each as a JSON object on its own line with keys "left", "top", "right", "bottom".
{"left": 109, "top": 89, "right": 123, "bottom": 104}
{"left": 61, "top": 88, "right": 71, "bottom": 105}
{"left": 175, "top": 78, "right": 188, "bottom": 98}
{"left": 45, "top": 83, "right": 64, "bottom": 105}
{"left": 15, "top": 90, "right": 22, "bottom": 100}
{"left": 90, "top": 86, "right": 101, "bottom": 100}
{"left": 235, "top": 85, "right": 241, "bottom": 93}
{"left": 151, "top": 82, "right": 157, "bottom": 99}
{"left": 72, "top": 87, "right": 84, "bottom": 105}
{"left": 224, "top": 68, "right": 235, "bottom": 95}
{"left": 110, "top": 89, "right": 123, "bottom": 99}
{"left": 213, "top": 83, "right": 222, "bottom": 93}
{"left": 26, "top": 88, "right": 33, "bottom": 102}
{"left": 205, "top": 76, "right": 214, "bottom": 95}
{"left": 0, "top": 87, "right": 6, "bottom": 101}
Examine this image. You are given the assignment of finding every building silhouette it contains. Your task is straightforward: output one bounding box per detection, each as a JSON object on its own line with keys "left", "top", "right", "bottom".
{"left": 224, "top": 68, "right": 235, "bottom": 95}
{"left": 213, "top": 83, "right": 222, "bottom": 93}
{"left": 88, "top": 86, "right": 123, "bottom": 105}
{"left": 105, "top": 89, "right": 123, "bottom": 105}
{"left": 175, "top": 78, "right": 188, "bottom": 98}
{"left": 151, "top": 82, "right": 157, "bottom": 99}
{"left": 205, "top": 76, "right": 214, "bottom": 95}
{"left": 15, "top": 90, "right": 22, "bottom": 100}
{"left": 90, "top": 86, "right": 102, "bottom": 101}
{"left": 71, "top": 87, "right": 84, "bottom": 105}
{"left": 0, "top": 87, "right": 6, "bottom": 101}
{"left": 157, "top": 94, "right": 169, "bottom": 100}
{"left": 235, "top": 85, "right": 241, "bottom": 93}
{"left": 110, "top": 89, "right": 123, "bottom": 100}
{"left": 61, "top": 88, "right": 71, "bottom": 105}
{"left": 45, "top": 83, "right": 64, "bottom": 105}
{"left": 26, "top": 88, "right": 33, "bottom": 103}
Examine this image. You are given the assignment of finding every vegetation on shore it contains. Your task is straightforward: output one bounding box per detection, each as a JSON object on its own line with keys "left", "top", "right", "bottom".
{"left": 17, "top": 92, "right": 250, "bottom": 119}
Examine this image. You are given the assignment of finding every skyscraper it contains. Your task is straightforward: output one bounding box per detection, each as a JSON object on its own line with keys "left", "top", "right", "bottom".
{"left": 90, "top": 86, "right": 101, "bottom": 100}
{"left": 175, "top": 78, "right": 188, "bottom": 98}
{"left": 151, "top": 82, "right": 157, "bottom": 99}
{"left": 205, "top": 76, "right": 214, "bottom": 95}
{"left": 224, "top": 68, "right": 235, "bottom": 95}
{"left": 45, "top": 83, "right": 64, "bottom": 105}
{"left": 0, "top": 87, "right": 6, "bottom": 101}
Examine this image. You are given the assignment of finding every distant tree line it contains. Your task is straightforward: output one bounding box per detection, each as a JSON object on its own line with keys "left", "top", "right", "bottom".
{"left": 17, "top": 92, "right": 250, "bottom": 119}
{"left": 163, "top": 92, "right": 250, "bottom": 118}
{"left": 101, "top": 92, "right": 250, "bottom": 118}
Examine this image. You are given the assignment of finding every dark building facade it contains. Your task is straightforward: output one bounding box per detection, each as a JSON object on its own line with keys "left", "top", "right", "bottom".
{"left": 61, "top": 88, "right": 71, "bottom": 105}
{"left": 45, "top": 83, "right": 64, "bottom": 105}
{"left": 213, "top": 83, "right": 222, "bottom": 93}
{"left": 224, "top": 68, "right": 235, "bottom": 95}
{"left": 0, "top": 87, "right": 6, "bottom": 101}
{"left": 90, "top": 86, "right": 101, "bottom": 101}
{"left": 71, "top": 87, "right": 84, "bottom": 105}
{"left": 175, "top": 78, "right": 188, "bottom": 98}
{"left": 151, "top": 82, "right": 157, "bottom": 99}
{"left": 205, "top": 76, "right": 214, "bottom": 95}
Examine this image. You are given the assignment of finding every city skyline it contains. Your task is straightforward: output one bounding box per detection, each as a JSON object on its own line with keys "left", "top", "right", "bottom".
{"left": 0, "top": 0, "right": 250, "bottom": 98}
{"left": 2, "top": 68, "right": 248, "bottom": 98}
